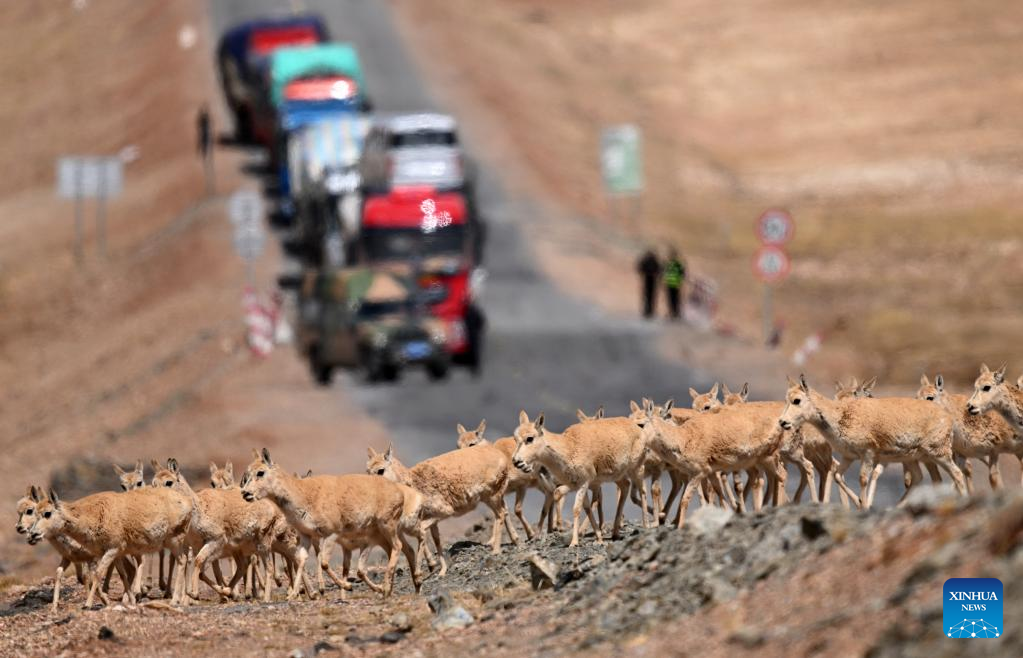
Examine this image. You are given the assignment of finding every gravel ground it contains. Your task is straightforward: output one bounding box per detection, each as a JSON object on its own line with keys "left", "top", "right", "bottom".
{"left": 3, "top": 487, "right": 1020, "bottom": 657}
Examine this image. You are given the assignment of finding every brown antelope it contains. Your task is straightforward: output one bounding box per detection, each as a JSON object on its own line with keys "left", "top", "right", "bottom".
{"left": 510, "top": 410, "right": 650, "bottom": 546}
{"left": 967, "top": 364, "right": 1023, "bottom": 486}
{"left": 16, "top": 486, "right": 117, "bottom": 611}
{"left": 456, "top": 420, "right": 560, "bottom": 540}
{"left": 918, "top": 374, "right": 1021, "bottom": 492}
{"left": 152, "top": 460, "right": 314, "bottom": 603}
{"left": 366, "top": 441, "right": 518, "bottom": 576}
{"left": 240, "top": 449, "right": 410, "bottom": 598}
{"left": 27, "top": 481, "right": 193, "bottom": 607}
{"left": 779, "top": 375, "right": 966, "bottom": 507}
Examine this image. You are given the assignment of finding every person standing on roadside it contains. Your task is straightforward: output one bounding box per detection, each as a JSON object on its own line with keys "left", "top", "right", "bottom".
{"left": 663, "top": 247, "right": 686, "bottom": 320}
{"left": 636, "top": 248, "right": 661, "bottom": 319}
{"left": 197, "top": 104, "right": 214, "bottom": 195}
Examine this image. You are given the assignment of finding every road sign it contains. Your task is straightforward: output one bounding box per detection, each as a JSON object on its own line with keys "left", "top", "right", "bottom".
{"left": 752, "top": 245, "right": 791, "bottom": 283}
{"left": 57, "top": 156, "right": 123, "bottom": 199}
{"left": 232, "top": 224, "right": 265, "bottom": 260}
{"left": 229, "top": 190, "right": 264, "bottom": 228}
{"left": 600, "top": 124, "right": 643, "bottom": 195}
{"left": 756, "top": 209, "right": 794, "bottom": 245}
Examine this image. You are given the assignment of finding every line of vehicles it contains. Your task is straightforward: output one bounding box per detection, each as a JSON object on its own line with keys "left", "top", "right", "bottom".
{"left": 217, "top": 14, "right": 486, "bottom": 385}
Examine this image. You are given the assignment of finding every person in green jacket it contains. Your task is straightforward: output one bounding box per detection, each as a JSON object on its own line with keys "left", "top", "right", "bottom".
{"left": 663, "top": 247, "right": 686, "bottom": 320}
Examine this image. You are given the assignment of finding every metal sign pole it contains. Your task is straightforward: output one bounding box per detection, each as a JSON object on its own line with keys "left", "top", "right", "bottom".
{"left": 74, "top": 160, "right": 84, "bottom": 267}
{"left": 763, "top": 283, "right": 773, "bottom": 345}
{"left": 97, "top": 162, "right": 107, "bottom": 259}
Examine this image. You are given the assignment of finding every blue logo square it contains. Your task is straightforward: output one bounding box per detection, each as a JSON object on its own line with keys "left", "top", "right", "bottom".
{"left": 943, "top": 578, "right": 1003, "bottom": 638}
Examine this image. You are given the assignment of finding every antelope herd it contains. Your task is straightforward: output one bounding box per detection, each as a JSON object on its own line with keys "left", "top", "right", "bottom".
{"left": 15, "top": 364, "right": 1023, "bottom": 611}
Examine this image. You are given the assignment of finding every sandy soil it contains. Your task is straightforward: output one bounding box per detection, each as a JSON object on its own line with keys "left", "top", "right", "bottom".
{"left": 392, "top": 0, "right": 1023, "bottom": 391}
{"left": 0, "top": 0, "right": 388, "bottom": 583}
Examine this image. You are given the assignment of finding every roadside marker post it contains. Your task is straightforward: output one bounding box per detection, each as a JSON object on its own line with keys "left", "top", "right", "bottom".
{"left": 229, "top": 189, "right": 266, "bottom": 285}
{"left": 57, "top": 155, "right": 124, "bottom": 266}
{"left": 753, "top": 209, "right": 794, "bottom": 345}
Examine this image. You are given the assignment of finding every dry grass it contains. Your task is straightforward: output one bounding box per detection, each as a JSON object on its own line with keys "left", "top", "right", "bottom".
{"left": 396, "top": 0, "right": 1023, "bottom": 388}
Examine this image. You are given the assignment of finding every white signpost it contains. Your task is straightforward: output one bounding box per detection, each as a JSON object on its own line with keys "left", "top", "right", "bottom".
{"left": 229, "top": 190, "right": 265, "bottom": 283}
{"left": 56, "top": 156, "right": 124, "bottom": 264}
{"left": 753, "top": 209, "right": 795, "bottom": 344}
{"left": 600, "top": 124, "right": 644, "bottom": 235}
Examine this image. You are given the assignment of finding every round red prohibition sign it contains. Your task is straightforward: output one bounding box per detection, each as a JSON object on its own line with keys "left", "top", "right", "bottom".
{"left": 756, "top": 209, "right": 795, "bottom": 245}
{"left": 753, "top": 245, "right": 791, "bottom": 283}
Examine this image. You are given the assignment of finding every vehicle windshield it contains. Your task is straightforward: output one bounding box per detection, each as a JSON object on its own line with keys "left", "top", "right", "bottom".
{"left": 361, "top": 225, "right": 466, "bottom": 262}
{"left": 389, "top": 130, "right": 457, "bottom": 148}
{"left": 355, "top": 299, "right": 409, "bottom": 319}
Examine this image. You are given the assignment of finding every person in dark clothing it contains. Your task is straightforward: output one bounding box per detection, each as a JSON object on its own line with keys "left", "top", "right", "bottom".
{"left": 636, "top": 249, "right": 661, "bottom": 319}
{"left": 197, "top": 104, "right": 212, "bottom": 157}
{"left": 464, "top": 303, "right": 486, "bottom": 377}
{"left": 663, "top": 247, "right": 686, "bottom": 320}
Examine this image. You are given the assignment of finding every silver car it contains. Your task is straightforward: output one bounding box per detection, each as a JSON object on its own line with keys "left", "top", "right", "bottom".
{"left": 359, "top": 113, "right": 468, "bottom": 194}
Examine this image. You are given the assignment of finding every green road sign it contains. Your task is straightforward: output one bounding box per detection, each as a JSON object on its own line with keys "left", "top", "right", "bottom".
{"left": 601, "top": 124, "right": 643, "bottom": 195}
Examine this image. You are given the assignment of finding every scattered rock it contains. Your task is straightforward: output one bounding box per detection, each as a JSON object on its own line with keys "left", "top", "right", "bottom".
{"left": 800, "top": 516, "right": 828, "bottom": 540}
{"left": 528, "top": 553, "right": 559, "bottom": 590}
{"left": 389, "top": 612, "right": 412, "bottom": 632}
{"left": 379, "top": 631, "right": 404, "bottom": 644}
{"left": 428, "top": 590, "right": 474, "bottom": 631}
{"left": 902, "top": 484, "right": 958, "bottom": 515}
{"left": 312, "top": 640, "right": 336, "bottom": 654}
{"left": 97, "top": 626, "right": 115, "bottom": 641}
{"left": 688, "top": 505, "right": 734, "bottom": 536}
{"left": 727, "top": 627, "right": 766, "bottom": 648}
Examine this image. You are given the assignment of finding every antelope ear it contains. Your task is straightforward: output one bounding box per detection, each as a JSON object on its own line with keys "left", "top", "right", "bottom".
{"left": 576, "top": 409, "right": 587, "bottom": 422}
{"left": 151, "top": 459, "right": 162, "bottom": 472}
{"left": 995, "top": 364, "right": 1007, "bottom": 383}
{"left": 29, "top": 485, "right": 42, "bottom": 502}
{"left": 740, "top": 383, "right": 749, "bottom": 399}
{"left": 595, "top": 405, "right": 604, "bottom": 419}
{"left": 920, "top": 374, "right": 930, "bottom": 387}
{"left": 367, "top": 446, "right": 377, "bottom": 459}
{"left": 518, "top": 410, "right": 529, "bottom": 425}
{"left": 261, "top": 448, "right": 273, "bottom": 466}
{"left": 861, "top": 376, "right": 877, "bottom": 394}
{"left": 980, "top": 363, "right": 991, "bottom": 375}
{"left": 209, "top": 462, "right": 218, "bottom": 477}
{"left": 935, "top": 374, "right": 944, "bottom": 391}
{"left": 722, "top": 384, "right": 732, "bottom": 397}
{"left": 710, "top": 383, "right": 720, "bottom": 398}
{"left": 643, "top": 398, "right": 653, "bottom": 412}
{"left": 663, "top": 398, "right": 675, "bottom": 413}
{"left": 251, "top": 448, "right": 261, "bottom": 460}
{"left": 303, "top": 469, "right": 313, "bottom": 478}
{"left": 384, "top": 443, "right": 394, "bottom": 461}
{"left": 226, "top": 462, "right": 233, "bottom": 477}
{"left": 629, "top": 400, "right": 640, "bottom": 414}
{"left": 534, "top": 413, "right": 545, "bottom": 431}
{"left": 48, "top": 489, "right": 61, "bottom": 508}
{"left": 476, "top": 419, "right": 486, "bottom": 436}
{"left": 113, "top": 464, "right": 126, "bottom": 477}
{"left": 850, "top": 376, "right": 859, "bottom": 388}
{"left": 456, "top": 423, "right": 467, "bottom": 435}
{"left": 688, "top": 387, "right": 699, "bottom": 401}
{"left": 168, "top": 458, "right": 179, "bottom": 474}
{"left": 799, "top": 374, "right": 810, "bottom": 393}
